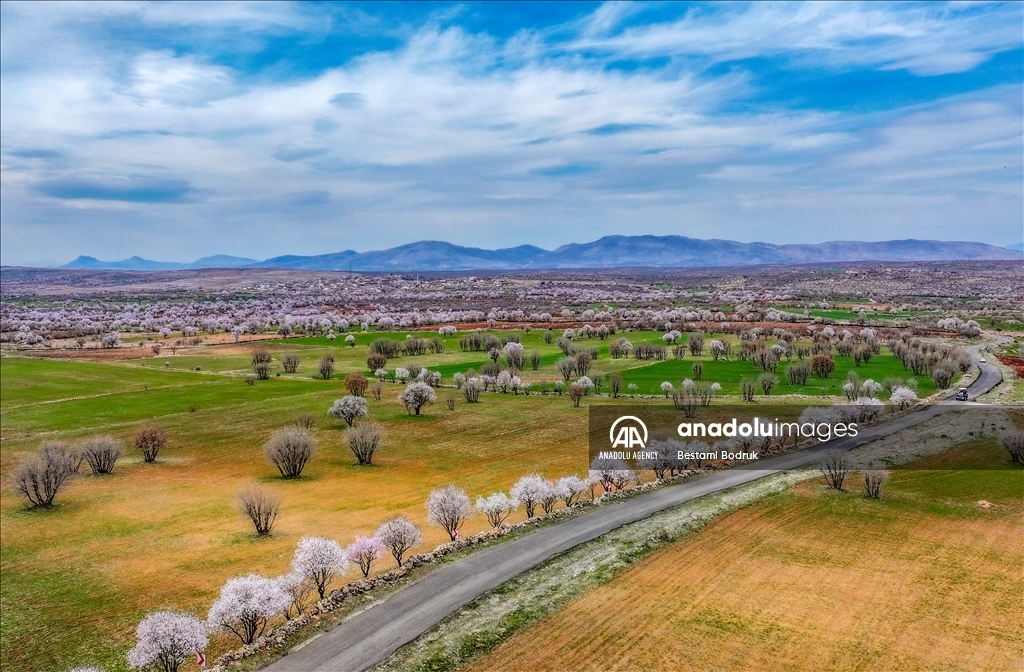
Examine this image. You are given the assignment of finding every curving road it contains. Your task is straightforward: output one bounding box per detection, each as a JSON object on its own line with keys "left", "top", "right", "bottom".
{"left": 264, "top": 349, "right": 1004, "bottom": 672}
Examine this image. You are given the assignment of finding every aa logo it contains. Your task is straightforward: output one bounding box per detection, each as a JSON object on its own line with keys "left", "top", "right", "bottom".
{"left": 609, "top": 416, "right": 648, "bottom": 449}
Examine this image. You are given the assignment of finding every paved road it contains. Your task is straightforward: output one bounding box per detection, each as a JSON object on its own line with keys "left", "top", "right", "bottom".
{"left": 265, "top": 350, "right": 1004, "bottom": 672}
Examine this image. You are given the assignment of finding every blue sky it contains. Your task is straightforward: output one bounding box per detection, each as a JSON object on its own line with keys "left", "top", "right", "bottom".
{"left": 1, "top": 1, "right": 1021, "bottom": 266}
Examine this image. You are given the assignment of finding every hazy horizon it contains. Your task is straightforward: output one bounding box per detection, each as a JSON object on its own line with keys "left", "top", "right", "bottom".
{"left": 2, "top": 2, "right": 1022, "bottom": 267}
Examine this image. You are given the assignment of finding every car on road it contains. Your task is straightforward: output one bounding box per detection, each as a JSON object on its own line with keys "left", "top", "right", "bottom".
{"left": 954, "top": 388, "right": 969, "bottom": 401}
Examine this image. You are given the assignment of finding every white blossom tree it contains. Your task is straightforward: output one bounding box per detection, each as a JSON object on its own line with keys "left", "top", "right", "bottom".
{"left": 476, "top": 491, "right": 518, "bottom": 528}
{"left": 891, "top": 386, "right": 918, "bottom": 410}
{"left": 345, "top": 536, "right": 385, "bottom": 577}
{"left": 127, "top": 610, "right": 208, "bottom": 672}
{"left": 556, "top": 475, "right": 588, "bottom": 507}
{"left": 274, "top": 572, "right": 314, "bottom": 619}
{"left": 291, "top": 536, "right": 347, "bottom": 599}
{"left": 327, "top": 396, "right": 369, "bottom": 426}
{"left": 511, "top": 474, "right": 547, "bottom": 518}
{"left": 375, "top": 516, "right": 422, "bottom": 567}
{"left": 399, "top": 381, "right": 436, "bottom": 415}
{"left": 207, "top": 574, "right": 290, "bottom": 644}
{"left": 426, "top": 485, "right": 472, "bottom": 540}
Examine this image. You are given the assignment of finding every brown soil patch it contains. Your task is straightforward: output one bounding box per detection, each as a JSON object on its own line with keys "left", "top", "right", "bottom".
{"left": 996, "top": 355, "right": 1024, "bottom": 378}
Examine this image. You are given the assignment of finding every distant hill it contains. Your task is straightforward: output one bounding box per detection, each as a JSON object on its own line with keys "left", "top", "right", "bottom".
{"left": 1006, "top": 242, "right": 1024, "bottom": 252}
{"left": 59, "top": 236, "right": 1020, "bottom": 272}
{"left": 62, "top": 254, "right": 257, "bottom": 270}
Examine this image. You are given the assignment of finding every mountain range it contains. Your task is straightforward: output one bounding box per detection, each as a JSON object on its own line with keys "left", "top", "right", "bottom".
{"left": 59, "top": 236, "right": 1022, "bottom": 272}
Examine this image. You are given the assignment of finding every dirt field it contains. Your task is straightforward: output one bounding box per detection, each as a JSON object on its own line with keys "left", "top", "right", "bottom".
{"left": 467, "top": 444, "right": 1024, "bottom": 672}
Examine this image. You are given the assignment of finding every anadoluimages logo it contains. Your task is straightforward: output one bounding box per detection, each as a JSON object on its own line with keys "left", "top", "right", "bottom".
{"left": 609, "top": 415, "right": 648, "bottom": 449}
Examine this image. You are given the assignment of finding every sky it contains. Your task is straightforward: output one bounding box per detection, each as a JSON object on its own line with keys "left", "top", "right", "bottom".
{"left": 1, "top": 1, "right": 1022, "bottom": 266}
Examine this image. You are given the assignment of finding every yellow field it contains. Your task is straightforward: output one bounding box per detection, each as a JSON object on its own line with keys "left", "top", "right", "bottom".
{"left": 468, "top": 445, "right": 1024, "bottom": 672}
{"left": 0, "top": 380, "right": 592, "bottom": 671}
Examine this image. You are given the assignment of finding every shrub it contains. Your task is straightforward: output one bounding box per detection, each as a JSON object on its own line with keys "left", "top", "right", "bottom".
{"left": 345, "top": 372, "right": 369, "bottom": 397}
{"left": 367, "top": 353, "right": 388, "bottom": 372}
{"left": 244, "top": 374, "right": 256, "bottom": 386}
{"left": 134, "top": 426, "right": 166, "bottom": 463}
{"left": 318, "top": 356, "right": 335, "bottom": 380}
{"left": 688, "top": 333, "right": 705, "bottom": 356}
{"left": 264, "top": 428, "right": 316, "bottom": 478}
{"left": 930, "top": 363, "right": 956, "bottom": 389}
{"left": 328, "top": 396, "right": 369, "bottom": 426}
{"left": 252, "top": 349, "right": 272, "bottom": 380}
{"left": 810, "top": 354, "right": 835, "bottom": 378}
{"left": 568, "top": 383, "right": 585, "bottom": 407}
{"left": 345, "top": 422, "right": 385, "bottom": 465}
{"left": 819, "top": 449, "right": 851, "bottom": 490}
{"left": 369, "top": 338, "right": 402, "bottom": 358}
{"left": 80, "top": 436, "right": 121, "bottom": 475}
{"left": 281, "top": 354, "right": 300, "bottom": 373}
{"left": 759, "top": 373, "right": 777, "bottom": 395}
{"left": 740, "top": 378, "right": 756, "bottom": 402}
{"left": 862, "top": 464, "right": 888, "bottom": 499}
{"left": 238, "top": 485, "right": 280, "bottom": 536}
{"left": 293, "top": 412, "right": 316, "bottom": 432}
{"left": 12, "top": 442, "right": 80, "bottom": 508}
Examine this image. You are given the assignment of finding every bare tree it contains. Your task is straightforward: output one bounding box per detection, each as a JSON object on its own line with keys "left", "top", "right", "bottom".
{"left": 759, "top": 373, "right": 778, "bottom": 395}
{"left": 252, "top": 348, "right": 272, "bottom": 380}
{"left": 318, "top": 356, "right": 335, "bottom": 380}
{"left": 264, "top": 428, "right": 316, "bottom": 478}
{"left": 740, "top": 378, "right": 756, "bottom": 402}
{"left": 375, "top": 516, "right": 422, "bottom": 567}
{"left": 862, "top": 463, "right": 889, "bottom": 499}
{"left": 556, "top": 358, "right": 576, "bottom": 381}
{"left": 446, "top": 394, "right": 457, "bottom": 411}
{"left": 345, "top": 422, "right": 385, "bottom": 465}
{"left": 293, "top": 412, "right": 316, "bottom": 432}
{"left": 819, "top": 449, "right": 851, "bottom": 490}
{"left": 426, "top": 485, "right": 472, "bottom": 541}
{"left": 81, "top": 436, "right": 121, "bottom": 474}
{"left": 999, "top": 430, "right": 1024, "bottom": 463}
{"left": 12, "top": 442, "right": 80, "bottom": 508}
{"left": 281, "top": 354, "right": 300, "bottom": 373}
{"left": 608, "top": 373, "right": 623, "bottom": 398}
{"left": 529, "top": 351, "right": 542, "bottom": 370}
{"left": 134, "top": 426, "right": 166, "bottom": 463}
{"left": 568, "top": 383, "right": 585, "bottom": 407}
{"left": 370, "top": 380, "right": 384, "bottom": 401}
{"left": 238, "top": 486, "right": 280, "bottom": 535}
{"left": 345, "top": 372, "right": 369, "bottom": 397}
{"left": 688, "top": 332, "right": 705, "bottom": 356}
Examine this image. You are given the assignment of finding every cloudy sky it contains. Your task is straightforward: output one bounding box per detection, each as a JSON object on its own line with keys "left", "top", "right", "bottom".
{"left": 1, "top": 1, "right": 1021, "bottom": 266}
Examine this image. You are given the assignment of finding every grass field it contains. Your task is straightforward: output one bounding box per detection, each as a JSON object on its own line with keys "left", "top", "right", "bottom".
{"left": 0, "top": 327, "right": 952, "bottom": 671}
{"left": 467, "top": 441, "right": 1024, "bottom": 672}
{"left": 0, "top": 355, "right": 642, "bottom": 672}
{"left": 124, "top": 328, "right": 941, "bottom": 397}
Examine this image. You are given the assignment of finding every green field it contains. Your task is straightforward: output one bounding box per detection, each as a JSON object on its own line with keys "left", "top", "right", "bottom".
{"left": 0, "top": 328, "right": 955, "bottom": 671}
